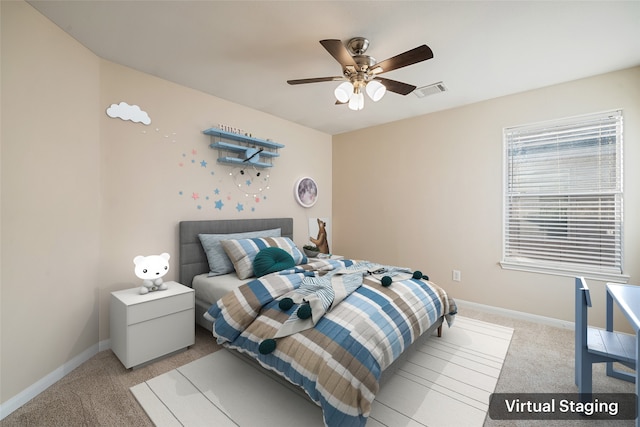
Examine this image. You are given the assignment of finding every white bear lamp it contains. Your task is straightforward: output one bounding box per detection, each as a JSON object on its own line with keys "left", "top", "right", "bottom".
{"left": 133, "top": 253, "right": 170, "bottom": 294}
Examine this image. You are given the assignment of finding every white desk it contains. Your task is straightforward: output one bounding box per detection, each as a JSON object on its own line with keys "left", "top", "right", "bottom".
{"left": 606, "top": 283, "right": 639, "bottom": 427}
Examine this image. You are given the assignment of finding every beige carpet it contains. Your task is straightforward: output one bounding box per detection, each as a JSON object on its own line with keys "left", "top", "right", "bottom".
{"left": 131, "top": 316, "right": 514, "bottom": 427}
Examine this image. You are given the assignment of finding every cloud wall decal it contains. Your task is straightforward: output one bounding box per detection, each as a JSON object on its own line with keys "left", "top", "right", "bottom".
{"left": 106, "top": 102, "right": 151, "bottom": 125}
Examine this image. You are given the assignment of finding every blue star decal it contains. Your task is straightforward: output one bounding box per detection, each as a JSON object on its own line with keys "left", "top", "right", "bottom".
{"left": 215, "top": 199, "right": 224, "bottom": 210}
{"left": 214, "top": 188, "right": 220, "bottom": 195}
{"left": 236, "top": 203, "right": 244, "bottom": 212}
{"left": 245, "top": 179, "right": 252, "bottom": 186}
{"left": 200, "top": 160, "right": 207, "bottom": 167}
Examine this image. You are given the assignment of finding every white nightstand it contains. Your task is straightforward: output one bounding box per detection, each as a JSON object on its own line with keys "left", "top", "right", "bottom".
{"left": 110, "top": 281, "right": 194, "bottom": 369}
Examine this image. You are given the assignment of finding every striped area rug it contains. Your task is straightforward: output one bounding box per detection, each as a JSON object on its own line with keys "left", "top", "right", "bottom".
{"left": 131, "top": 316, "right": 513, "bottom": 426}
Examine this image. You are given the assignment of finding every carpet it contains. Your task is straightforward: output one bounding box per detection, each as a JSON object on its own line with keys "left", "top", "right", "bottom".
{"left": 131, "top": 316, "right": 513, "bottom": 426}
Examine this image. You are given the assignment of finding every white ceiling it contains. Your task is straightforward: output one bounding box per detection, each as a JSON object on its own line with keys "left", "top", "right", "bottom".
{"left": 28, "top": 1, "right": 640, "bottom": 135}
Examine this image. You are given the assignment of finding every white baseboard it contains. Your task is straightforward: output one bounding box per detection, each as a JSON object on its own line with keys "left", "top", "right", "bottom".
{"left": 0, "top": 339, "right": 112, "bottom": 420}
{"left": 99, "top": 338, "right": 111, "bottom": 352}
{"left": 455, "top": 298, "right": 574, "bottom": 330}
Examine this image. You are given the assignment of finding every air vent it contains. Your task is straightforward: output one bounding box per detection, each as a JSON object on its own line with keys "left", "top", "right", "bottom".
{"left": 414, "top": 81, "right": 448, "bottom": 98}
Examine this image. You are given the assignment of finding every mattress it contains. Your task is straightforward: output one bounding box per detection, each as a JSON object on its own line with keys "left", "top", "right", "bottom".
{"left": 192, "top": 272, "right": 250, "bottom": 307}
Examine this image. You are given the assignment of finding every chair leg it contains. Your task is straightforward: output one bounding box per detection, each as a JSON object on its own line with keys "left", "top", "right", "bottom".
{"left": 575, "top": 352, "right": 580, "bottom": 387}
{"left": 578, "top": 356, "right": 593, "bottom": 394}
{"left": 575, "top": 345, "right": 586, "bottom": 387}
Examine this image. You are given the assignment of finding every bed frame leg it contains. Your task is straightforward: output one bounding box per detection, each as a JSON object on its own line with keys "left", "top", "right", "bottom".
{"left": 437, "top": 324, "right": 442, "bottom": 338}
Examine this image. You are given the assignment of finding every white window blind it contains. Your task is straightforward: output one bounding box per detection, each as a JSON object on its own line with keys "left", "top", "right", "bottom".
{"left": 502, "top": 110, "right": 625, "bottom": 280}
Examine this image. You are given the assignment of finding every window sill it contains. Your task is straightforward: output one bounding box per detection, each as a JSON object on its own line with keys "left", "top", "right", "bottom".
{"left": 499, "top": 261, "right": 630, "bottom": 283}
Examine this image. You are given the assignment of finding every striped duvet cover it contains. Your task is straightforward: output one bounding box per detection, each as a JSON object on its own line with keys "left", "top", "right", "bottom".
{"left": 206, "top": 259, "right": 457, "bottom": 427}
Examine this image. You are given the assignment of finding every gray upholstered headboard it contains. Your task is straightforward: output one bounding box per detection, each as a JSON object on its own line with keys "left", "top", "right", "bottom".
{"left": 178, "top": 218, "right": 294, "bottom": 287}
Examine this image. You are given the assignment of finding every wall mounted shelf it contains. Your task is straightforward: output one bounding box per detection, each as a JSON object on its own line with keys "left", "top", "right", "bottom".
{"left": 203, "top": 127, "right": 284, "bottom": 168}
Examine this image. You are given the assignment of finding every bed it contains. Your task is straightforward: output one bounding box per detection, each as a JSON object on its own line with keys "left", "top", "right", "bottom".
{"left": 179, "top": 218, "right": 456, "bottom": 427}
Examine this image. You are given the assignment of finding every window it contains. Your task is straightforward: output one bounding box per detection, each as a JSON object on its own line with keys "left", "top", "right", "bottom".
{"left": 501, "top": 110, "right": 626, "bottom": 281}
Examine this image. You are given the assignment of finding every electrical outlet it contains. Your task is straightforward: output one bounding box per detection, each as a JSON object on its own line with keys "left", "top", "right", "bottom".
{"left": 452, "top": 270, "right": 461, "bottom": 282}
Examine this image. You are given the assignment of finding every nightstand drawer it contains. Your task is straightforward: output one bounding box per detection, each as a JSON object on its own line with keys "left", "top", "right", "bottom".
{"left": 127, "top": 308, "right": 194, "bottom": 367}
{"left": 128, "top": 292, "right": 193, "bottom": 325}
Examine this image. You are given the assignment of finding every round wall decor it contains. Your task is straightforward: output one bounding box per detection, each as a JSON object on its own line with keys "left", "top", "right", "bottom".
{"left": 294, "top": 177, "right": 318, "bottom": 208}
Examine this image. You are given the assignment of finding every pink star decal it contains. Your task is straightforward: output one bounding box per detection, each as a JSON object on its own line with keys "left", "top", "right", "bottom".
{"left": 192, "top": 192, "right": 200, "bottom": 200}
{"left": 191, "top": 149, "right": 198, "bottom": 155}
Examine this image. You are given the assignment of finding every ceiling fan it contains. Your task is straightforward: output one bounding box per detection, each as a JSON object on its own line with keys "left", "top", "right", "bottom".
{"left": 287, "top": 37, "right": 433, "bottom": 110}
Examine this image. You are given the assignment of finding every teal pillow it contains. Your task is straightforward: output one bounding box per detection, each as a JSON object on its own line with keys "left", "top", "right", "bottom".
{"left": 253, "top": 247, "right": 295, "bottom": 278}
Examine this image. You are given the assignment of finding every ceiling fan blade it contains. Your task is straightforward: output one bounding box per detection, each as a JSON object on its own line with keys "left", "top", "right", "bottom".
{"left": 319, "top": 39, "right": 359, "bottom": 71}
{"left": 372, "top": 44, "right": 433, "bottom": 74}
{"left": 375, "top": 77, "right": 416, "bottom": 95}
{"left": 287, "top": 76, "right": 343, "bottom": 85}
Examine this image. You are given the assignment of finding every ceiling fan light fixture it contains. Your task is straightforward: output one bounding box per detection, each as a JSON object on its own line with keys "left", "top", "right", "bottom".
{"left": 366, "top": 80, "right": 386, "bottom": 102}
{"left": 348, "top": 91, "right": 364, "bottom": 111}
{"left": 334, "top": 81, "right": 354, "bottom": 103}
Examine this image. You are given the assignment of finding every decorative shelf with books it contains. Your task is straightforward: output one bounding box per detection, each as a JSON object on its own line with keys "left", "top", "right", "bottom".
{"left": 203, "top": 127, "right": 284, "bottom": 168}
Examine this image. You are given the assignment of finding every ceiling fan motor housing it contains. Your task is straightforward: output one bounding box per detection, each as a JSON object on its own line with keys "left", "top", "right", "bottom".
{"left": 343, "top": 58, "right": 376, "bottom": 86}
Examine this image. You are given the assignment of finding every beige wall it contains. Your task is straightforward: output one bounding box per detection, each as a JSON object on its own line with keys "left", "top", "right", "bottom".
{"left": 333, "top": 66, "right": 640, "bottom": 332}
{"left": 1, "top": 0, "right": 102, "bottom": 403}
{"left": 1, "top": 0, "right": 332, "bottom": 407}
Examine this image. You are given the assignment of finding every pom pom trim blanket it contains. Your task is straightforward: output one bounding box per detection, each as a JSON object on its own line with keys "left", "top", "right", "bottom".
{"left": 205, "top": 259, "right": 457, "bottom": 427}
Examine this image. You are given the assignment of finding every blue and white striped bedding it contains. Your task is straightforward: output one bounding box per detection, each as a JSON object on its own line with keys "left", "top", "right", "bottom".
{"left": 205, "top": 258, "right": 457, "bottom": 427}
